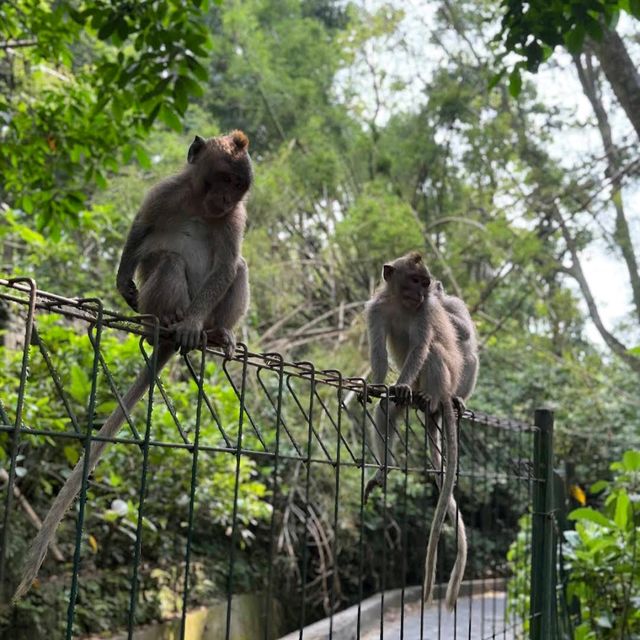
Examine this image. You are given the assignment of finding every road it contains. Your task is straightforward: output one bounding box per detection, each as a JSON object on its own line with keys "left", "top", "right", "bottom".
{"left": 362, "top": 592, "right": 516, "bottom": 640}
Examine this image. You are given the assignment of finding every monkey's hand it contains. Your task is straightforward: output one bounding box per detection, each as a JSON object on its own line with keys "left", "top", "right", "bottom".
{"left": 119, "top": 279, "right": 139, "bottom": 312}
{"left": 389, "top": 383, "right": 412, "bottom": 405}
{"left": 172, "top": 316, "right": 205, "bottom": 355}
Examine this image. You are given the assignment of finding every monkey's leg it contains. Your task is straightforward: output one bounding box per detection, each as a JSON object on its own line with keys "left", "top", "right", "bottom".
{"left": 364, "top": 398, "right": 401, "bottom": 502}
{"left": 205, "top": 257, "right": 249, "bottom": 358}
{"left": 456, "top": 354, "right": 479, "bottom": 403}
{"left": 138, "top": 251, "right": 191, "bottom": 327}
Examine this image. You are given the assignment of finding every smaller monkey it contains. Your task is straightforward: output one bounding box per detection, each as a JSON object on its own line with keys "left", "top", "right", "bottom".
{"left": 364, "top": 252, "right": 466, "bottom": 608}
{"left": 14, "top": 131, "right": 252, "bottom": 601}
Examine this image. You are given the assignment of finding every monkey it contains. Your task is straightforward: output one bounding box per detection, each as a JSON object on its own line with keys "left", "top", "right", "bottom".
{"left": 363, "top": 252, "right": 466, "bottom": 609}
{"left": 433, "top": 280, "right": 479, "bottom": 402}
{"left": 13, "top": 131, "right": 252, "bottom": 601}
{"left": 417, "top": 280, "right": 479, "bottom": 609}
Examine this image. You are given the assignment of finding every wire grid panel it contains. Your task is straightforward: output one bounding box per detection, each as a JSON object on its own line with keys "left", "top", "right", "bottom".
{"left": 0, "top": 279, "right": 537, "bottom": 640}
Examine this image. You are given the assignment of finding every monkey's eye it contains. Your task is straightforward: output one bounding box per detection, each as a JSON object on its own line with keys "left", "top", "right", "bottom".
{"left": 411, "top": 276, "right": 421, "bottom": 284}
{"left": 423, "top": 278, "right": 431, "bottom": 287}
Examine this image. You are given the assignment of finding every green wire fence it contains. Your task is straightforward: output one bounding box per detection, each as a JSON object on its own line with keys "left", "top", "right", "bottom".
{"left": 0, "top": 278, "right": 558, "bottom": 639}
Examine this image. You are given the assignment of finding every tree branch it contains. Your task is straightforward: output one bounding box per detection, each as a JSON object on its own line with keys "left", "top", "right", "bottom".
{"left": 552, "top": 204, "right": 640, "bottom": 374}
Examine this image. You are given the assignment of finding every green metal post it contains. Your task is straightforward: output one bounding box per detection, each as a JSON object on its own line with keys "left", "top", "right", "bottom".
{"left": 530, "top": 409, "right": 556, "bottom": 640}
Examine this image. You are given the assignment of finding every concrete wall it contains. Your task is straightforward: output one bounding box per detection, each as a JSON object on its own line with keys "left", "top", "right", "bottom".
{"left": 99, "top": 594, "right": 282, "bottom": 640}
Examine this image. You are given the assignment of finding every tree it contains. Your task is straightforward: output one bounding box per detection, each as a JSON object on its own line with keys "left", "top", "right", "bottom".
{"left": 494, "top": 1, "right": 640, "bottom": 141}
{"left": 0, "top": 0, "right": 212, "bottom": 233}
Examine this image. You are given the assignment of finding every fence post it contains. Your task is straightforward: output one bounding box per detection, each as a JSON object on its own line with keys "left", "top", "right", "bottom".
{"left": 530, "top": 408, "right": 556, "bottom": 640}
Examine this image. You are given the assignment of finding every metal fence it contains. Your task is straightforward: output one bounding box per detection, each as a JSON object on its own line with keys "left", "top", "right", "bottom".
{"left": 0, "top": 278, "right": 552, "bottom": 640}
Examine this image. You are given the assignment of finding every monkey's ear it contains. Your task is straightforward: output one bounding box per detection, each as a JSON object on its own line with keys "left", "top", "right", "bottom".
{"left": 383, "top": 264, "right": 395, "bottom": 281}
{"left": 188, "top": 135, "right": 206, "bottom": 164}
{"left": 231, "top": 130, "right": 249, "bottom": 151}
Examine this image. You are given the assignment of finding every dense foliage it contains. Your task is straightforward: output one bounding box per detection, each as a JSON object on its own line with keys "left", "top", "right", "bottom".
{"left": 1, "top": 0, "right": 639, "bottom": 636}
{"left": 507, "top": 451, "right": 640, "bottom": 639}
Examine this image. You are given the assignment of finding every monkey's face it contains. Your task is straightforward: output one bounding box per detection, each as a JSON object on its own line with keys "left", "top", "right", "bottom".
{"left": 384, "top": 258, "right": 432, "bottom": 310}
{"left": 201, "top": 168, "right": 252, "bottom": 217}
{"left": 398, "top": 269, "right": 431, "bottom": 310}
{"left": 188, "top": 131, "right": 252, "bottom": 218}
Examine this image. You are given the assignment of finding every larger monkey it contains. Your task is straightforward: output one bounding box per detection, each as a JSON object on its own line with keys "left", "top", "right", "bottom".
{"left": 364, "top": 252, "right": 466, "bottom": 609}
{"left": 14, "top": 131, "right": 252, "bottom": 600}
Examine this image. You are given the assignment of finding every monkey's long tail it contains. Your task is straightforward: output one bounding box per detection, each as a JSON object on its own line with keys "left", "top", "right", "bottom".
{"left": 423, "top": 398, "right": 460, "bottom": 606}
{"left": 13, "top": 344, "right": 174, "bottom": 602}
{"left": 427, "top": 414, "right": 467, "bottom": 610}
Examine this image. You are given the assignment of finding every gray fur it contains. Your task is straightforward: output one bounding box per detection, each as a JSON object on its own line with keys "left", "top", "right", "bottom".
{"left": 434, "top": 281, "right": 479, "bottom": 401}
{"left": 364, "top": 253, "right": 467, "bottom": 609}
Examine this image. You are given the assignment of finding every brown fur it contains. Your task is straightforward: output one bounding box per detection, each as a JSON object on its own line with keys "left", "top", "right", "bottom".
{"left": 14, "top": 131, "right": 253, "bottom": 601}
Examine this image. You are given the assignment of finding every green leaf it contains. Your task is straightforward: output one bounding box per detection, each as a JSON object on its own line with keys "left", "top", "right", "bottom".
{"left": 173, "top": 77, "right": 189, "bottom": 113}
{"left": 159, "top": 105, "right": 183, "bottom": 132}
{"left": 564, "top": 25, "right": 586, "bottom": 54}
{"left": 622, "top": 450, "right": 640, "bottom": 470}
{"left": 614, "top": 490, "right": 630, "bottom": 529}
{"left": 508, "top": 69, "right": 522, "bottom": 97}
{"left": 63, "top": 445, "right": 80, "bottom": 466}
{"left": 135, "top": 145, "right": 152, "bottom": 169}
{"left": 22, "top": 195, "right": 33, "bottom": 214}
{"left": 69, "top": 364, "right": 89, "bottom": 403}
{"left": 589, "top": 479, "right": 608, "bottom": 494}
{"left": 568, "top": 507, "right": 612, "bottom": 528}
{"left": 97, "top": 18, "right": 119, "bottom": 40}
{"left": 14, "top": 225, "right": 45, "bottom": 246}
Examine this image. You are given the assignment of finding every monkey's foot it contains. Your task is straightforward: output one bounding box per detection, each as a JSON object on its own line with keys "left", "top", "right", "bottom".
{"left": 172, "top": 317, "right": 205, "bottom": 355}
{"left": 412, "top": 392, "right": 433, "bottom": 413}
{"left": 364, "top": 469, "right": 385, "bottom": 503}
{"left": 389, "top": 383, "right": 413, "bottom": 405}
{"left": 159, "top": 307, "right": 186, "bottom": 328}
{"left": 207, "top": 328, "right": 236, "bottom": 359}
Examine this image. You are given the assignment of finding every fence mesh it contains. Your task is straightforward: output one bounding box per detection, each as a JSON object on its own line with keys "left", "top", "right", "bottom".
{"left": 0, "top": 278, "right": 539, "bottom": 639}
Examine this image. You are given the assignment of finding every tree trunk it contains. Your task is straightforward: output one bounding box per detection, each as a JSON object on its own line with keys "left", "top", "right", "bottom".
{"left": 574, "top": 52, "right": 640, "bottom": 324}
{"left": 591, "top": 27, "right": 640, "bottom": 142}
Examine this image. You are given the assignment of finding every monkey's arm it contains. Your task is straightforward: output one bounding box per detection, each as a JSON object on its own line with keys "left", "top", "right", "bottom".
{"left": 116, "top": 218, "right": 150, "bottom": 311}
{"left": 367, "top": 304, "right": 388, "bottom": 384}
{"left": 173, "top": 248, "right": 241, "bottom": 353}
{"left": 396, "top": 323, "right": 431, "bottom": 387}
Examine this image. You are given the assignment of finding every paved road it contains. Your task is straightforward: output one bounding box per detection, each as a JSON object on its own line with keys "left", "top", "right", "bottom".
{"left": 362, "top": 592, "right": 516, "bottom": 640}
